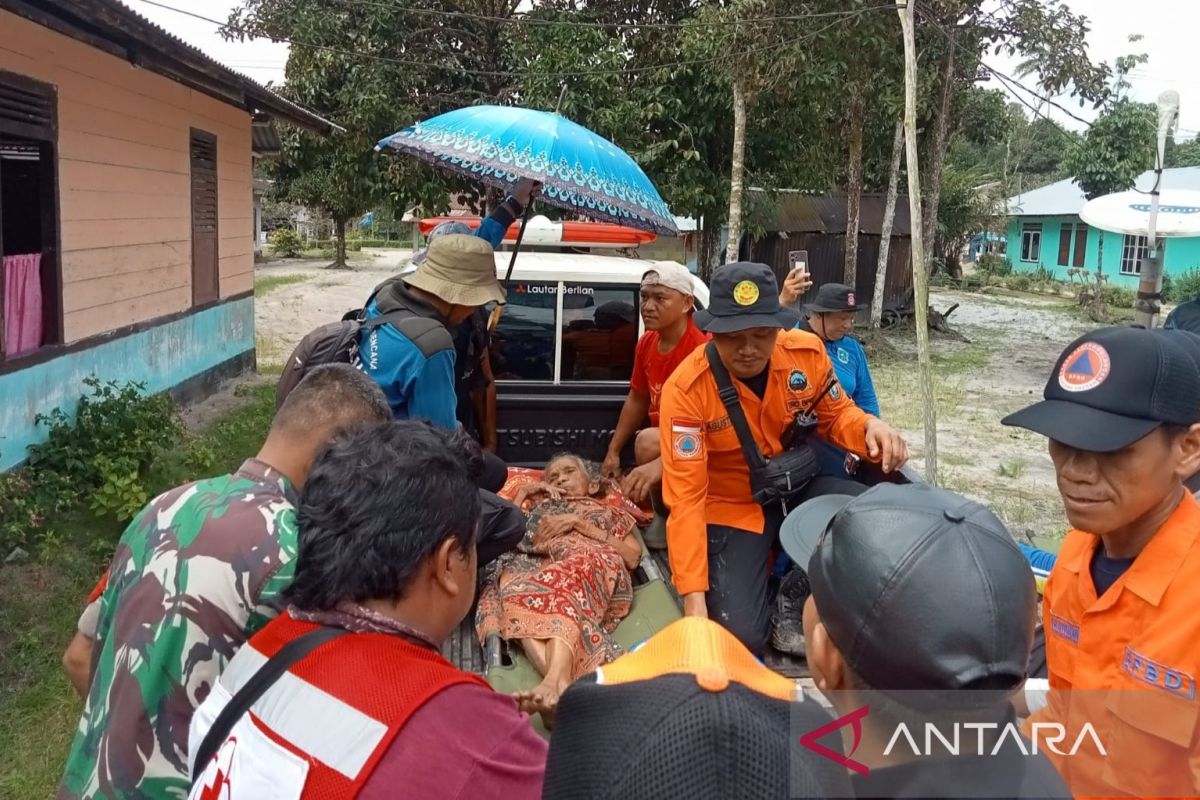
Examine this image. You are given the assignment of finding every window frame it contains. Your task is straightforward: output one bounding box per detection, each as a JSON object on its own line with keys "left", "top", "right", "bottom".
{"left": 0, "top": 68, "right": 63, "bottom": 359}
{"left": 1020, "top": 223, "right": 1042, "bottom": 263}
{"left": 1119, "top": 234, "right": 1163, "bottom": 276}
{"left": 493, "top": 279, "right": 645, "bottom": 386}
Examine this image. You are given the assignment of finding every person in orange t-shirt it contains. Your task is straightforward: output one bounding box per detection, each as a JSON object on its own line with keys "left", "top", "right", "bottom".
{"left": 659, "top": 262, "right": 907, "bottom": 654}
{"left": 1003, "top": 326, "right": 1200, "bottom": 799}
{"left": 602, "top": 263, "right": 710, "bottom": 548}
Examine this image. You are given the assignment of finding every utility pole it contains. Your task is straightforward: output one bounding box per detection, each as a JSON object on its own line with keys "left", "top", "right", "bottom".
{"left": 897, "top": 0, "right": 938, "bottom": 485}
{"left": 1134, "top": 90, "right": 1181, "bottom": 329}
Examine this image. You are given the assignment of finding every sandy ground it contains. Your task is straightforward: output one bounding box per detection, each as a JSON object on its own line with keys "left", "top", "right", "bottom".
{"left": 254, "top": 248, "right": 414, "bottom": 367}
{"left": 249, "top": 260, "right": 1098, "bottom": 548}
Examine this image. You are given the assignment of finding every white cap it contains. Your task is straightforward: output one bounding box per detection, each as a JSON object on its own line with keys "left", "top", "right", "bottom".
{"left": 641, "top": 262, "right": 694, "bottom": 297}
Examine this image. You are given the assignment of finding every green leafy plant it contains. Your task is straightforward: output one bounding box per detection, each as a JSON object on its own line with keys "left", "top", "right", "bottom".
{"left": 0, "top": 379, "right": 185, "bottom": 550}
{"left": 976, "top": 254, "right": 1013, "bottom": 277}
{"left": 1102, "top": 285, "right": 1137, "bottom": 309}
{"left": 1008, "top": 274, "right": 1031, "bottom": 292}
{"left": 1169, "top": 268, "right": 1200, "bottom": 303}
{"left": 269, "top": 228, "right": 303, "bottom": 258}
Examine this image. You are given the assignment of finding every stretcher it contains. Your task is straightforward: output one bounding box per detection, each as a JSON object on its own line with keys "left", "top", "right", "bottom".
{"left": 481, "top": 526, "right": 682, "bottom": 735}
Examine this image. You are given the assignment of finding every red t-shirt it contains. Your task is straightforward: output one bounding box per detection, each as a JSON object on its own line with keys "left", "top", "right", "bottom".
{"left": 630, "top": 320, "right": 710, "bottom": 426}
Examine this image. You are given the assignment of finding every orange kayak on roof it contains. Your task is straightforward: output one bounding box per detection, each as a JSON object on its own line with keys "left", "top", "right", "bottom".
{"left": 418, "top": 215, "right": 657, "bottom": 248}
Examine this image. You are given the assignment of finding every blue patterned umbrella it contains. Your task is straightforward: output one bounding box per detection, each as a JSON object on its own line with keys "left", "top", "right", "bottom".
{"left": 377, "top": 105, "right": 678, "bottom": 237}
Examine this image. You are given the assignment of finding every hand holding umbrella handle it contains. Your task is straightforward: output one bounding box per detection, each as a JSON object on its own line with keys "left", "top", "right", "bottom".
{"left": 491, "top": 192, "right": 537, "bottom": 333}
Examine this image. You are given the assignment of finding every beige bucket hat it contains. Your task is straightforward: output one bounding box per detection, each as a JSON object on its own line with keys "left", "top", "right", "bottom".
{"left": 404, "top": 234, "right": 506, "bottom": 307}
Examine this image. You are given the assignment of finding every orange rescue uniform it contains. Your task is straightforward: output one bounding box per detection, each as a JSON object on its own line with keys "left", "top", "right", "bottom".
{"left": 1034, "top": 491, "right": 1200, "bottom": 799}
{"left": 659, "top": 329, "right": 875, "bottom": 596}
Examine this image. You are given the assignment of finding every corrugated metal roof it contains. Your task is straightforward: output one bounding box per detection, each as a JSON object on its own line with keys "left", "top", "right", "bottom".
{"left": 1, "top": 0, "right": 339, "bottom": 134}
{"left": 1007, "top": 167, "right": 1200, "bottom": 216}
{"left": 748, "top": 189, "right": 912, "bottom": 236}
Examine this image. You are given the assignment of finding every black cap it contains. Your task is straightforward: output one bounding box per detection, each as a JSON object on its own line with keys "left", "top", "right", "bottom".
{"left": 1157, "top": 327, "right": 1200, "bottom": 372}
{"left": 1165, "top": 296, "right": 1200, "bottom": 334}
{"left": 543, "top": 674, "right": 853, "bottom": 800}
{"left": 1001, "top": 326, "right": 1200, "bottom": 452}
{"left": 780, "top": 483, "right": 1036, "bottom": 694}
{"left": 806, "top": 282, "right": 861, "bottom": 313}
{"left": 694, "top": 262, "right": 801, "bottom": 333}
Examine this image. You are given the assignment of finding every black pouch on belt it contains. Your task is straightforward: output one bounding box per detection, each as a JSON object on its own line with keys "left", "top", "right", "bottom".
{"left": 704, "top": 343, "right": 831, "bottom": 514}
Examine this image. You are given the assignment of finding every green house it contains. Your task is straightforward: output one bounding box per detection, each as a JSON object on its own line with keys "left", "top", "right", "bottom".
{"left": 1005, "top": 167, "right": 1200, "bottom": 289}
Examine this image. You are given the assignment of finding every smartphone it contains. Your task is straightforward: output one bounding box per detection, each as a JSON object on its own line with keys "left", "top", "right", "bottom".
{"left": 844, "top": 452, "right": 862, "bottom": 476}
{"left": 788, "top": 249, "right": 809, "bottom": 280}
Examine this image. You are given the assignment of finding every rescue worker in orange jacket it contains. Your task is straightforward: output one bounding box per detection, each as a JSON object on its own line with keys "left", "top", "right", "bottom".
{"left": 659, "top": 262, "right": 908, "bottom": 654}
{"left": 1003, "top": 326, "right": 1200, "bottom": 799}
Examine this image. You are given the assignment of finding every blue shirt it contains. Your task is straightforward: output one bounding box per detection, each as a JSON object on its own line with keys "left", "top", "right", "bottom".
{"left": 357, "top": 205, "right": 513, "bottom": 427}
{"left": 797, "top": 322, "right": 880, "bottom": 476}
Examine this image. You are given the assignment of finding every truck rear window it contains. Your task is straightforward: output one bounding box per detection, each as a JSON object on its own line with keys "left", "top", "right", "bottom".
{"left": 491, "top": 281, "right": 640, "bottom": 383}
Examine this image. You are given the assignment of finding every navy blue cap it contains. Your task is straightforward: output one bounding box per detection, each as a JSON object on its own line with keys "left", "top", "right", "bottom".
{"left": 694, "top": 262, "right": 800, "bottom": 333}
{"left": 1002, "top": 326, "right": 1200, "bottom": 452}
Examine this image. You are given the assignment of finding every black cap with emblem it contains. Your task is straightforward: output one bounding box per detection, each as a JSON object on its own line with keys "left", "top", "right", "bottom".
{"left": 806, "top": 282, "right": 861, "bottom": 313}
{"left": 1002, "top": 326, "right": 1200, "bottom": 453}
{"left": 694, "top": 262, "right": 801, "bottom": 333}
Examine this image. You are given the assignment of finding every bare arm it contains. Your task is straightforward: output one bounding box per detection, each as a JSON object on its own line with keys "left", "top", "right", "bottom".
{"left": 63, "top": 632, "right": 94, "bottom": 698}
{"left": 603, "top": 390, "right": 651, "bottom": 478}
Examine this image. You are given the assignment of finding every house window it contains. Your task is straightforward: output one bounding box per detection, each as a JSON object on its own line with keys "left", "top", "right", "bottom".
{"left": 0, "top": 69, "right": 61, "bottom": 360}
{"left": 1020, "top": 223, "right": 1042, "bottom": 263}
{"left": 489, "top": 280, "right": 641, "bottom": 384}
{"left": 190, "top": 129, "right": 219, "bottom": 306}
{"left": 1057, "top": 222, "right": 1089, "bottom": 268}
{"left": 1119, "top": 235, "right": 1163, "bottom": 276}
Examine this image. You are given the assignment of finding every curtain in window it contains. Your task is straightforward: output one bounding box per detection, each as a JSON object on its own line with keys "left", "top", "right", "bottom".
{"left": 3, "top": 252, "right": 42, "bottom": 357}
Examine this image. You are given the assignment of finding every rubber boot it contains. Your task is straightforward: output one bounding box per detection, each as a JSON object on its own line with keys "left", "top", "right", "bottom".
{"left": 642, "top": 485, "right": 669, "bottom": 551}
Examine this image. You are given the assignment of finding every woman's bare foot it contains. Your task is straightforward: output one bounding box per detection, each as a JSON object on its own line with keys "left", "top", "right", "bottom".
{"left": 514, "top": 676, "right": 570, "bottom": 728}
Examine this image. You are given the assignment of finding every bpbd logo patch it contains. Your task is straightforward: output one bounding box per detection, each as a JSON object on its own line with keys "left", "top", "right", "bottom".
{"left": 1122, "top": 647, "right": 1197, "bottom": 699}
{"left": 788, "top": 369, "right": 808, "bottom": 392}
{"left": 1049, "top": 613, "right": 1080, "bottom": 646}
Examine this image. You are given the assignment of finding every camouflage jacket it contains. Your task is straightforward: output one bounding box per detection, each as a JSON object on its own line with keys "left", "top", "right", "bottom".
{"left": 59, "top": 459, "right": 299, "bottom": 799}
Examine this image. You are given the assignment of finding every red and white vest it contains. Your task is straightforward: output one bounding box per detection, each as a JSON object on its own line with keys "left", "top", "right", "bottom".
{"left": 188, "top": 612, "right": 485, "bottom": 800}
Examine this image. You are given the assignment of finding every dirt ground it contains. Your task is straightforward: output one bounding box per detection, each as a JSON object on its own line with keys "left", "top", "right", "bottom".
{"left": 251, "top": 256, "right": 1097, "bottom": 549}
{"left": 254, "top": 248, "right": 414, "bottom": 368}
{"left": 872, "top": 287, "right": 1096, "bottom": 548}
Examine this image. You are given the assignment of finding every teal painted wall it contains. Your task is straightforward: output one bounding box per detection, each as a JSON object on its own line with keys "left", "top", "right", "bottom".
{"left": 0, "top": 298, "right": 254, "bottom": 471}
{"left": 1006, "top": 216, "right": 1200, "bottom": 288}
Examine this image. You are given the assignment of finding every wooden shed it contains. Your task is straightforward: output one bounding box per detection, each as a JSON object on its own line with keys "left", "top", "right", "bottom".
{"left": 742, "top": 189, "right": 914, "bottom": 312}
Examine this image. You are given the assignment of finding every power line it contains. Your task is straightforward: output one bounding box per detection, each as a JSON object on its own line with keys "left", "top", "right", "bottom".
{"left": 130, "top": 0, "right": 876, "bottom": 80}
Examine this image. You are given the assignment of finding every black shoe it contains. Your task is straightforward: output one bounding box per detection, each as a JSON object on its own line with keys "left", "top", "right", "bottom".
{"left": 770, "top": 569, "right": 811, "bottom": 657}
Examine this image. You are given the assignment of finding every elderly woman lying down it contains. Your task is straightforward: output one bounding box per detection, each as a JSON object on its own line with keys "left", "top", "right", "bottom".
{"left": 476, "top": 453, "right": 642, "bottom": 723}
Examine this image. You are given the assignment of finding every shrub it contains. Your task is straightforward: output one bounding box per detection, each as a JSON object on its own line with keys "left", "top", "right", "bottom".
{"left": 1102, "top": 285, "right": 1137, "bottom": 309}
{"left": 1170, "top": 268, "right": 1200, "bottom": 303}
{"left": 0, "top": 379, "right": 184, "bottom": 551}
{"left": 976, "top": 254, "right": 1013, "bottom": 276}
{"left": 1008, "top": 275, "right": 1031, "bottom": 292}
{"left": 269, "top": 228, "right": 303, "bottom": 258}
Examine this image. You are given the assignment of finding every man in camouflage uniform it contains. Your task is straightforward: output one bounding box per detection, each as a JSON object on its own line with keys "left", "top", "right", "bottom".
{"left": 59, "top": 365, "right": 391, "bottom": 800}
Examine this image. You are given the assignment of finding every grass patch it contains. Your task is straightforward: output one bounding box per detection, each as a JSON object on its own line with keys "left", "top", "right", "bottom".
{"left": 0, "top": 381, "right": 276, "bottom": 800}
{"left": 255, "top": 272, "right": 312, "bottom": 296}
{"left": 871, "top": 338, "right": 994, "bottom": 431}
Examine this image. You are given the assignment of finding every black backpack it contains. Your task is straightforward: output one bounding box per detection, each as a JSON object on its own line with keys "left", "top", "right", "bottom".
{"left": 274, "top": 308, "right": 404, "bottom": 410}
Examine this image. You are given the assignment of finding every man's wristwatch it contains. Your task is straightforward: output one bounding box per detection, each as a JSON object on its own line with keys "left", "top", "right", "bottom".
{"left": 503, "top": 195, "right": 525, "bottom": 217}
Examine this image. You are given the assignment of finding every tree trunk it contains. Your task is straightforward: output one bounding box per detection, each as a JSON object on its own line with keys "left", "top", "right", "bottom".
{"left": 898, "top": 0, "right": 938, "bottom": 485}
{"left": 844, "top": 89, "right": 865, "bottom": 285}
{"left": 922, "top": 34, "right": 956, "bottom": 275}
{"left": 872, "top": 119, "right": 904, "bottom": 329}
{"left": 725, "top": 78, "right": 748, "bottom": 265}
{"left": 698, "top": 216, "right": 722, "bottom": 282}
{"left": 330, "top": 216, "right": 349, "bottom": 270}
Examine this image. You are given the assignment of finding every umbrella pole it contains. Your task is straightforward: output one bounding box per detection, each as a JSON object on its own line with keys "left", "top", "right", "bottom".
{"left": 490, "top": 202, "right": 535, "bottom": 333}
